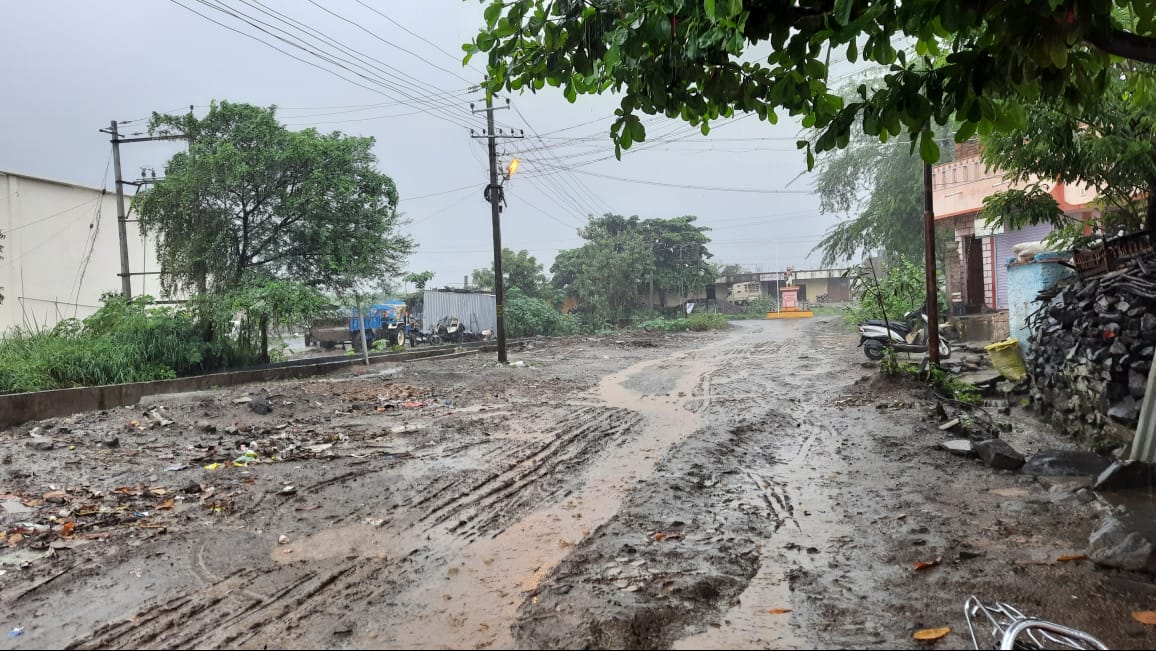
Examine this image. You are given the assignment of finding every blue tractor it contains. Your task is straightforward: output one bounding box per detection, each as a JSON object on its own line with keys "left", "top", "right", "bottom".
{"left": 349, "top": 299, "right": 413, "bottom": 352}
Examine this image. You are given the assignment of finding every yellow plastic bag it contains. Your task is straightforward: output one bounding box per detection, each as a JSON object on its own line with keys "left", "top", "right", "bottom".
{"left": 984, "top": 338, "right": 1027, "bottom": 381}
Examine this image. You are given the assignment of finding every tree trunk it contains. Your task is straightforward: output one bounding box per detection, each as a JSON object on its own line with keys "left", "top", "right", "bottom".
{"left": 259, "top": 315, "right": 269, "bottom": 364}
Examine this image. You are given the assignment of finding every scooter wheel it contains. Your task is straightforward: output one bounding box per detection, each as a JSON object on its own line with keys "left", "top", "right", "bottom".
{"left": 863, "top": 340, "right": 887, "bottom": 361}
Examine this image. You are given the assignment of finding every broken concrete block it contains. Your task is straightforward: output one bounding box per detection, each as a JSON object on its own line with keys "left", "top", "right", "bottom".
{"left": 975, "top": 439, "right": 1025, "bottom": 470}
{"left": 1088, "top": 513, "right": 1156, "bottom": 573}
{"left": 939, "top": 439, "right": 975, "bottom": 457}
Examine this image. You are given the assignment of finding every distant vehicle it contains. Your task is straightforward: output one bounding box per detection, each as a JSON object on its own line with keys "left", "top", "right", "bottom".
{"left": 727, "top": 281, "right": 763, "bottom": 305}
{"left": 349, "top": 299, "right": 413, "bottom": 352}
{"left": 305, "top": 300, "right": 417, "bottom": 352}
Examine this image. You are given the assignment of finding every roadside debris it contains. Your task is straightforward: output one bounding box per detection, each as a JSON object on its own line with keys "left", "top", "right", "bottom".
{"left": 974, "top": 439, "right": 1026, "bottom": 470}
{"left": 939, "top": 440, "right": 975, "bottom": 457}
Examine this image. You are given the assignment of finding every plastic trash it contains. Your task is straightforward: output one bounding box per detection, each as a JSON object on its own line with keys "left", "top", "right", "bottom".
{"left": 8, "top": 628, "right": 22, "bottom": 638}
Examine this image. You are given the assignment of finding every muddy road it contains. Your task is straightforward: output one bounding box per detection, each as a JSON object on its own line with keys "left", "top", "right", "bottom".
{"left": 3, "top": 318, "right": 1156, "bottom": 649}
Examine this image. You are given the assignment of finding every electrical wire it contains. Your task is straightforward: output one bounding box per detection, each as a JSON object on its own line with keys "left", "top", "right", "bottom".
{"left": 306, "top": 0, "right": 478, "bottom": 85}
{"left": 172, "top": 0, "right": 476, "bottom": 131}
{"left": 223, "top": 0, "right": 476, "bottom": 129}
{"left": 354, "top": 0, "right": 485, "bottom": 76}
{"left": 563, "top": 169, "right": 815, "bottom": 194}
{"left": 403, "top": 184, "right": 477, "bottom": 201}
{"left": 4, "top": 196, "right": 102, "bottom": 234}
{"left": 68, "top": 153, "right": 114, "bottom": 307}
{"left": 241, "top": 0, "right": 479, "bottom": 128}
{"left": 511, "top": 103, "right": 615, "bottom": 217}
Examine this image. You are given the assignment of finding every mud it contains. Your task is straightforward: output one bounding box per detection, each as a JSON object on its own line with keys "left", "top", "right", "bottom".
{"left": 2, "top": 321, "right": 1156, "bottom": 649}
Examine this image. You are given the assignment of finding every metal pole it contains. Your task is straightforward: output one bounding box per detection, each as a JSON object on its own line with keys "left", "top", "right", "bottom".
{"left": 356, "top": 296, "right": 370, "bottom": 366}
{"left": 109, "top": 121, "right": 132, "bottom": 300}
{"left": 923, "top": 162, "right": 941, "bottom": 365}
{"left": 485, "top": 94, "right": 508, "bottom": 363}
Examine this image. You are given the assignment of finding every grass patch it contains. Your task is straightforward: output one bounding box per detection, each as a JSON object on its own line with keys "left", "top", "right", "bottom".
{"left": 637, "top": 312, "right": 729, "bottom": 332}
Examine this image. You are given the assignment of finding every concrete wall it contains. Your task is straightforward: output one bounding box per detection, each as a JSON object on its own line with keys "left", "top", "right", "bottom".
{"left": 0, "top": 341, "right": 500, "bottom": 430}
{"left": 1, "top": 172, "right": 164, "bottom": 331}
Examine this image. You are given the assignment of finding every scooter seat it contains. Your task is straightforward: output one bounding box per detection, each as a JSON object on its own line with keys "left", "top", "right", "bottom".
{"left": 863, "top": 319, "right": 910, "bottom": 332}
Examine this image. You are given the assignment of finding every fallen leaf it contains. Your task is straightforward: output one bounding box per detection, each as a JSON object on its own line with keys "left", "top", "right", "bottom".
{"left": 914, "top": 556, "right": 943, "bottom": 571}
{"left": 654, "top": 532, "right": 667, "bottom": 542}
{"left": 913, "top": 626, "right": 950, "bottom": 641}
{"left": 60, "top": 522, "right": 76, "bottom": 537}
{"left": 1132, "top": 611, "right": 1156, "bottom": 625}
{"left": 113, "top": 486, "right": 139, "bottom": 495}
{"left": 147, "top": 487, "right": 168, "bottom": 496}
{"left": 767, "top": 608, "right": 792, "bottom": 614}
{"left": 8, "top": 533, "right": 24, "bottom": 546}
{"left": 896, "top": 513, "right": 908, "bottom": 520}
{"left": 157, "top": 498, "right": 175, "bottom": 510}
{"left": 1057, "top": 554, "right": 1088, "bottom": 562}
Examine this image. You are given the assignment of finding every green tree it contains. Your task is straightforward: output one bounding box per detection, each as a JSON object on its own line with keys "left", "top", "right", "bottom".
{"left": 470, "top": 1, "right": 1156, "bottom": 165}
{"left": 470, "top": 248, "right": 548, "bottom": 297}
{"left": 640, "top": 215, "right": 713, "bottom": 307}
{"left": 404, "top": 270, "right": 435, "bottom": 290}
{"left": 136, "top": 101, "right": 414, "bottom": 294}
{"left": 224, "top": 278, "right": 330, "bottom": 363}
{"left": 979, "top": 64, "right": 1156, "bottom": 245}
{"left": 549, "top": 214, "right": 712, "bottom": 327}
{"left": 812, "top": 125, "right": 952, "bottom": 267}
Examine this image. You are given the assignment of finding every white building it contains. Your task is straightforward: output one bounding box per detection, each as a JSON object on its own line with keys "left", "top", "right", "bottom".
{"left": 0, "top": 170, "right": 164, "bottom": 331}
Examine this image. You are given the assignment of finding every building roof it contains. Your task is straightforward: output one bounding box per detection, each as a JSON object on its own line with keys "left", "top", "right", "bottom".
{"left": 0, "top": 169, "right": 116, "bottom": 194}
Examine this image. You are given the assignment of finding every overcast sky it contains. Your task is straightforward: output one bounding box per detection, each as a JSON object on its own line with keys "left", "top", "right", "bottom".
{"left": 1, "top": 1, "right": 876, "bottom": 291}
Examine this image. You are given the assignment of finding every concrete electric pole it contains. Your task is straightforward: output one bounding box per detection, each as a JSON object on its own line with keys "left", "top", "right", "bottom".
{"left": 100, "top": 116, "right": 189, "bottom": 300}
{"left": 471, "top": 93, "right": 523, "bottom": 364}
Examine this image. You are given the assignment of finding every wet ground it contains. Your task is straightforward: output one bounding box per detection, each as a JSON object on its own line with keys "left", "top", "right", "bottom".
{"left": 2, "top": 317, "right": 1156, "bottom": 649}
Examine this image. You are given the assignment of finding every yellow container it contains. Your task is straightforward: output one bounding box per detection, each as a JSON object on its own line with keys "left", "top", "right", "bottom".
{"left": 984, "top": 338, "right": 1027, "bottom": 381}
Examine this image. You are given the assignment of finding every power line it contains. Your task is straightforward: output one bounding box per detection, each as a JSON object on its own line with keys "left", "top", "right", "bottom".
{"left": 511, "top": 103, "right": 615, "bottom": 217}
{"left": 224, "top": 0, "right": 476, "bottom": 129}
{"left": 306, "top": 0, "right": 477, "bottom": 85}
{"left": 565, "top": 169, "right": 815, "bottom": 194}
{"left": 167, "top": 0, "right": 413, "bottom": 107}
{"left": 4, "top": 196, "right": 103, "bottom": 234}
{"left": 354, "top": 0, "right": 485, "bottom": 75}
{"left": 280, "top": 107, "right": 428, "bottom": 127}
{"left": 403, "top": 184, "right": 477, "bottom": 201}
{"left": 174, "top": 0, "right": 476, "bottom": 131}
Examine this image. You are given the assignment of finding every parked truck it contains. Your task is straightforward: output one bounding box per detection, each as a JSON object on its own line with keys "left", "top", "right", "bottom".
{"left": 304, "top": 299, "right": 416, "bottom": 351}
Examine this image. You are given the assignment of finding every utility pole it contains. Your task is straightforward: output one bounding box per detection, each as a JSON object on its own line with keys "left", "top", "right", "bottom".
{"left": 108, "top": 121, "right": 132, "bottom": 300}
{"left": 100, "top": 118, "right": 189, "bottom": 300}
{"left": 923, "top": 162, "right": 941, "bottom": 365}
{"left": 471, "top": 93, "right": 523, "bottom": 364}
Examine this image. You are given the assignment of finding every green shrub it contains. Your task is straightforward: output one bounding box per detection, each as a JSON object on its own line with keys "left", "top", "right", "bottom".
{"left": 687, "top": 312, "right": 728, "bottom": 331}
{"left": 505, "top": 297, "right": 579, "bottom": 337}
{"left": 0, "top": 293, "right": 236, "bottom": 394}
{"left": 637, "top": 313, "right": 728, "bottom": 332}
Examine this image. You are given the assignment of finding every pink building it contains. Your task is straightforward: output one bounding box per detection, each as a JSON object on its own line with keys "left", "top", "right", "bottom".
{"left": 932, "top": 141, "right": 1096, "bottom": 313}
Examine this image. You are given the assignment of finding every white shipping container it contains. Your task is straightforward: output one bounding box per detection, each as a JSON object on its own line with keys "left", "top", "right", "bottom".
{"left": 420, "top": 290, "right": 497, "bottom": 334}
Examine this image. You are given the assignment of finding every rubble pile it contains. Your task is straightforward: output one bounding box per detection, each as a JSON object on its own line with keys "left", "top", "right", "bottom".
{"left": 1028, "top": 252, "right": 1156, "bottom": 447}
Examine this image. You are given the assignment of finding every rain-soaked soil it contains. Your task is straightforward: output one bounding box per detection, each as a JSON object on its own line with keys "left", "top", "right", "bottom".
{"left": 3, "top": 317, "right": 1156, "bottom": 649}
